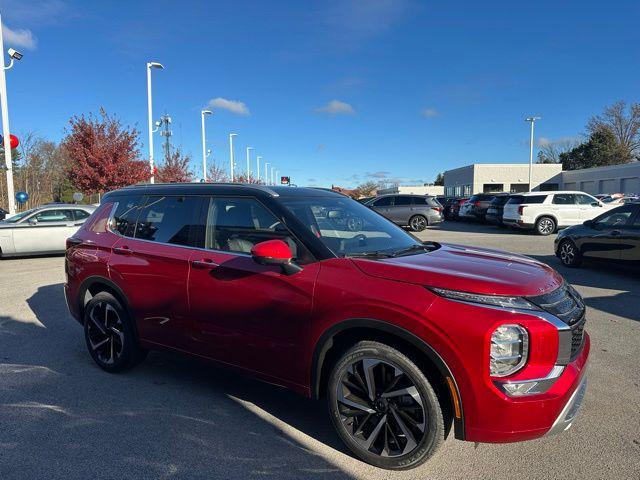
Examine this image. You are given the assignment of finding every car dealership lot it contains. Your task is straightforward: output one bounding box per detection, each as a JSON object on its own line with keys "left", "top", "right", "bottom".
{"left": 0, "top": 222, "right": 638, "bottom": 480}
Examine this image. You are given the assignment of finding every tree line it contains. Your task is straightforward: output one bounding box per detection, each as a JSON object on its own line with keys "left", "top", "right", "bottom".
{"left": 0, "top": 109, "right": 254, "bottom": 211}
{"left": 537, "top": 100, "right": 639, "bottom": 169}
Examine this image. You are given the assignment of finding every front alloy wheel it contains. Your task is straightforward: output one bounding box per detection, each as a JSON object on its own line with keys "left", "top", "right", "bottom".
{"left": 559, "top": 239, "right": 582, "bottom": 267}
{"left": 328, "top": 341, "right": 444, "bottom": 470}
{"left": 409, "top": 215, "right": 428, "bottom": 232}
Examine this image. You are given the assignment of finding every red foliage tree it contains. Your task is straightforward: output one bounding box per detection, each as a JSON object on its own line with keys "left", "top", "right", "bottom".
{"left": 206, "top": 161, "right": 230, "bottom": 183}
{"left": 156, "top": 149, "right": 194, "bottom": 183}
{"left": 234, "top": 173, "right": 263, "bottom": 184}
{"left": 62, "top": 109, "right": 149, "bottom": 194}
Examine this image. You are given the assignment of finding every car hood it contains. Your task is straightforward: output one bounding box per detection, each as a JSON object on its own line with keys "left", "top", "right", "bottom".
{"left": 352, "top": 243, "right": 563, "bottom": 297}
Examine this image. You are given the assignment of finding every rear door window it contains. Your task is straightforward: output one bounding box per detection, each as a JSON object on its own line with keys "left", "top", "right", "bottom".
{"left": 34, "top": 209, "right": 74, "bottom": 222}
{"left": 112, "top": 195, "right": 145, "bottom": 237}
{"left": 135, "top": 195, "right": 205, "bottom": 247}
{"left": 393, "top": 196, "right": 412, "bottom": 206}
{"left": 372, "top": 196, "right": 392, "bottom": 207}
{"left": 553, "top": 194, "right": 577, "bottom": 205}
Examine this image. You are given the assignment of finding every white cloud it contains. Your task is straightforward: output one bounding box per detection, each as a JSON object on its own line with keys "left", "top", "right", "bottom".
{"left": 421, "top": 107, "right": 439, "bottom": 118}
{"left": 207, "top": 97, "right": 250, "bottom": 115}
{"left": 316, "top": 100, "right": 355, "bottom": 115}
{"left": 2, "top": 24, "right": 37, "bottom": 50}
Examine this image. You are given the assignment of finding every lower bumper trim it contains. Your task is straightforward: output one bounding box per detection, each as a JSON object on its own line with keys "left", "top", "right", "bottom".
{"left": 545, "top": 374, "right": 587, "bottom": 436}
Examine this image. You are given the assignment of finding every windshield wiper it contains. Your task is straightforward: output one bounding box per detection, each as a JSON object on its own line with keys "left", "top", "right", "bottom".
{"left": 390, "top": 244, "right": 432, "bottom": 257}
{"left": 346, "top": 250, "right": 393, "bottom": 258}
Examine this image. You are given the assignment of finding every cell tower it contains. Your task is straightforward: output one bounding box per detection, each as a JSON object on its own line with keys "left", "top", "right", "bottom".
{"left": 159, "top": 114, "right": 172, "bottom": 162}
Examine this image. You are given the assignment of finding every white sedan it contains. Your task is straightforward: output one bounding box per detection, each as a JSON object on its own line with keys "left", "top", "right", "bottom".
{"left": 0, "top": 204, "right": 96, "bottom": 257}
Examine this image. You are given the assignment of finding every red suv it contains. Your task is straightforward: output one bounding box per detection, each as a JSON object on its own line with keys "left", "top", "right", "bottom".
{"left": 65, "top": 184, "right": 589, "bottom": 470}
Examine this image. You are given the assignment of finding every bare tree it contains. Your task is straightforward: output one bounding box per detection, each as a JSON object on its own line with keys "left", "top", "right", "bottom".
{"left": 206, "top": 160, "right": 230, "bottom": 183}
{"left": 587, "top": 101, "right": 640, "bottom": 161}
{"left": 537, "top": 138, "right": 579, "bottom": 164}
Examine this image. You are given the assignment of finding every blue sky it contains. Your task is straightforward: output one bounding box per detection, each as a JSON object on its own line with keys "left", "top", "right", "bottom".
{"left": 2, "top": 0, "right": 639, "bottom": 187}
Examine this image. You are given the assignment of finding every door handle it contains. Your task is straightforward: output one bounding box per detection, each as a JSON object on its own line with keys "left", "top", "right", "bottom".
{"left": 191, "top": 259, "right": 219, "bottom": 269}
{"left": 113, "top": 246, "right": 132, "bottom": 255}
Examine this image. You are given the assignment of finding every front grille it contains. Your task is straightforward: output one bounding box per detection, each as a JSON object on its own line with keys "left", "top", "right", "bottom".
{"left": 528, "top": 283, "right": 586, "bottom": 360}
{"left": 528, "top": 283, "right": 585, "bottom": 326}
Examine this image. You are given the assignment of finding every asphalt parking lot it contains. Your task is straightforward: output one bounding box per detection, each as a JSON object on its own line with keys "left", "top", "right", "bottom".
{"left": 0, "top": 222, "right": 638, "bottom": 480}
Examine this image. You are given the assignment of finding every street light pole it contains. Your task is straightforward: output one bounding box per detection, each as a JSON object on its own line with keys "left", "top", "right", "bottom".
{"left": 246, "top": 147, "right": 253, "bottom": 180}
{"left": 271, "top": 168, "right": 275, "bottom": 186}
{"left": 256, "top": 156, "right": 262, "bottom": 183}
{"left": 201, "top": 110, "right": 212, "bottom": 181}
{"left": 229, "top": 133, "right": 238, "bottom": 181}
{"left": 147, "top": 61, "right": 164, "bottom": 184}
{"left": 275, "top": 170, "right": 279, "bottom": 185}
{"left": 525, "top": 116, "right": 541, "bottom": 192}
{"left": 0, "top": 13, "right": 18, "bottom": 214}
{"left": 264, "top": 162, "right": 270, "bottom": 185}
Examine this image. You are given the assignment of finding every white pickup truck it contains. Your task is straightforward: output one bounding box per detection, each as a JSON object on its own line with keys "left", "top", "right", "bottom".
{"left": 502, "top": 191, "right": 615, "bottom": 235}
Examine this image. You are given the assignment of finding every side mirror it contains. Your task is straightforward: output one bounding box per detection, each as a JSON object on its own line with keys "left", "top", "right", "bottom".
{"left": 591, "top": 202, "right": 602, "bottom": 207}
{"left": 251, "top": 239, "right": 302, "bottom": 275}
{"left": 583, "top": 219, "right": 594, "bottom": 228}
{"left": 28, "top": 218, "right": 38, "bottom": 225}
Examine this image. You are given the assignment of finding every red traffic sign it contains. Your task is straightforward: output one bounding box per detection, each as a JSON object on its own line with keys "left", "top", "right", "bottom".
{"left": 280, "top": 176, "right": 290, "bottom": 185}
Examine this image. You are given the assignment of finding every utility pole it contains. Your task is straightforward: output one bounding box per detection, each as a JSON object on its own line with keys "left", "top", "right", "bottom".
{"left": 525, "top": 116, "right": 541, "bottom": 192}
{"left": 159, "top": 114, "right": 172, "bottom": 163}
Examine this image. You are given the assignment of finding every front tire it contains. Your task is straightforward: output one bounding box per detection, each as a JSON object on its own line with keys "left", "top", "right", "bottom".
{"left": 558, "top": 239, "right": 582, "bottom": 267}
{"left": 83, "top": 292, "right": 147, "bottom": 373}
{"left": 409, "top": 215, "right": 428, "bottom": 232}
{"left": 535, "top": 216, "right": 556, "bottom": 236}
{"left": 327, "top": 341, "right": 444, "bottom": 470}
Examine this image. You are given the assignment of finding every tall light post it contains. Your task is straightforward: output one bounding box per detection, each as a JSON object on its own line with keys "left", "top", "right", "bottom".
{"left": 201, "top": 110, "right": 212, "bottom": 181}
{"left": 525, "top": 116, "right": 541, "bottom": 192}
{"left": 264, "top": 162, "right": 270, "bottom": 185}
{"left": 229, "top": 133, "right": 238, "bottom": 181}
{"left": 245, "top": 147, "right": 253, "bottom": 180}
{"left": 0, "top": 13, "right": 22, "bottom": 215}
{"left": 256, "top": 156, "right": 262, "bottom": 183}
{"left": 271, "top": 168, "right": 275, "bottom": 186}
{"left": 275, "top": 170, "right": 279, "bottom": 185}
{"left": 147, "top": 61, "right": 164, "bottom": 184}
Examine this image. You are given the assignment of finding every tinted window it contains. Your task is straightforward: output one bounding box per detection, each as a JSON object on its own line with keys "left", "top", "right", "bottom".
{"left": 506, "top": 195, "right": 546, "bottom": 205}
{"left": 594, "top": 206, "right": 635, "bottom": 227}
{"left": 73, "top": 209, "right": 90, "bottom": 221}
{"left": 393, "top": 196, "right": 412, "bottom": 206}
{"left": 112, "top": 195, "right": 144, "bottom": 237}
{"left": 372, "top": 196, "right": 392, "bottom": 207}
{"left": 491, "top": 196, "right": 510, "bottom": 206}
{"left": 552, "top": 194, "right": 576, "bottom": 205}
{"left": 34, "top": 209, "right": 74, "bottom": 222}
{"left": 575, "top": 194, "right": 597, "bottom": 205}
{"left": 206, "top": 197, "right": 308, "bottom": 260}
{"left": 135, "top": 195, "right": 204, "bottom": 246}
{"left": 632, "top": 209, "right": 640, "bottom": 227}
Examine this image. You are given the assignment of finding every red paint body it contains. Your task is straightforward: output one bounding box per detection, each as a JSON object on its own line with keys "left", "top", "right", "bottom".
{"left": 65, "top": 186, "right": 589, "bottom": 445}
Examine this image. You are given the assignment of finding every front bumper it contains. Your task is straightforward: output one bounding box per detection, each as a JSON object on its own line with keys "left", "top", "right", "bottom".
{"left": 545, "top": 374, "right": 587, "bottom": 436}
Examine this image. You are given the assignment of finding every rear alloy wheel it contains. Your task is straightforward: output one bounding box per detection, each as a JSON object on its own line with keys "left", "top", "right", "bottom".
{"left": 558, "top": 239, "right": 582, "bottom": 267}
{"left": 84, "top": 292, "right": 147, "bottom": 373}
{"left": 409, "top": 215, "right": 428, "bottom": 232}
{"left": 535, "top": 216, "right": 556, "bottom": 236}
{"left": 328, "top": 341, "right": 444, "bottom": 470}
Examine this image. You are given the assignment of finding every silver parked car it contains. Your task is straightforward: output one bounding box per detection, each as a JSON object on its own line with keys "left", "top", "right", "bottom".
{"left": 365, "top": 194, "right": 444, "bottom": 231}
{"left": 0, "top": 204, "right": 96, "bottom": 257}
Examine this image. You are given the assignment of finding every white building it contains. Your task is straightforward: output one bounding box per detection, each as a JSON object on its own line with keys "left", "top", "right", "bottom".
{"left": 561, "top": 162, "right": 640, "bottom": 195}
{"left": 377, "top": 185, "right": 445, "bottom": 196}
{"left": 443, "top": 164, "right": 562, "bottom": 197}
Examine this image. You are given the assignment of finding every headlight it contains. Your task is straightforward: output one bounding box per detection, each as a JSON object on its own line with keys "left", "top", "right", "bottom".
{"left": 490, "top": 324, "right": 528, "bottom": 377}
{"left": 430, "top": 287, "right": 540, "bottom": 311}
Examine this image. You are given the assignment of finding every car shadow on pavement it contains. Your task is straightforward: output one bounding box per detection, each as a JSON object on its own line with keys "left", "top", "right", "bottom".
{"left": 0, "top": 283, "right": 357, "bottom": 480}
{"left": 530, "top": 254, "right": 640, "bottom": 323}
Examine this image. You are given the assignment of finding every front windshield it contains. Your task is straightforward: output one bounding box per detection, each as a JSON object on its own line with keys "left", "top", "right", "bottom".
{"left": 280, "top": 196, "right": 430, "bottom": 257}
{"left": 2, "top": 208, "right": 37, "bottom": 223}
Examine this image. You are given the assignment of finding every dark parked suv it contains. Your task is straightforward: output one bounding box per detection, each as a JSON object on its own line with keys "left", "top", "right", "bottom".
{"left": 485, "top": 194, "right": 513, "bottom": 226}
{"left": 65, "top": 183, "right": 589, "bottom": 470}
{"left": 461, "top": 193, "right": 505, "bottom": 222}
{"left": 366, "top": 194, "right": 443, "bottom": 231}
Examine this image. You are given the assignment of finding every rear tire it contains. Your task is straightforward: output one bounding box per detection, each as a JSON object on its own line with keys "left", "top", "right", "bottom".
{"left": 409, "top": 215, "right": 428, "bottom": 232}
{"left": 558, "top": 239, "right": 582, "bottom": 267}
{"left": 327, "top": 341, "right": 444, "bottom": 470}
{"left": 535, "top": 216, "right": 556, "bottom": 236}
{"left": 83, "top": 292, "right": 147, "bottom": 373}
